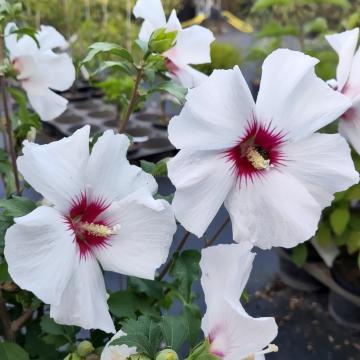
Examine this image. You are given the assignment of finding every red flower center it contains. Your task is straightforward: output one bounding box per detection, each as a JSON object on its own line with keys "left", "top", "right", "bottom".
{"left": 165, "top": 58, "right": 179, "bottom": 75}
{"left": 65, "top": 193, "right": 114, "bottom": 258}
{"left": 225, "top": 119, "right": 286, "bottom": 184}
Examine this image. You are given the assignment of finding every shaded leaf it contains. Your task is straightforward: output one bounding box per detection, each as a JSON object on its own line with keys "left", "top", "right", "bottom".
{"left": 160, "top": 315, "right": 188, "bottom": 353}
{"left": 0, "top": 342, "right": 29, "bottom": 360}
{"left": 0, "top": 196, "right": 36, "bottom": 218}
{"left": 330, "top": 208, "right": 350, "bottom": 236}
{"left": 291, "top": 243, "right": 308, "bottom": 268}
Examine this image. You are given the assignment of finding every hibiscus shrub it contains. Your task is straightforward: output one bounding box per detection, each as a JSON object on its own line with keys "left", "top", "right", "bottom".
{"left": 0, "top": 1, "right": 359, "bottom": 360}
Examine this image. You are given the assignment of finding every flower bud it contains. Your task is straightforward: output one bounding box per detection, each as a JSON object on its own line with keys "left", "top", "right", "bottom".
{"left": 156, "top": 349, "right": 179, "bottom": 360}
{"left": 77, "top": 340, "right": 94, "bottom": 357}
{"left": 64, "top": 354, "right": 81, "bottom": 360}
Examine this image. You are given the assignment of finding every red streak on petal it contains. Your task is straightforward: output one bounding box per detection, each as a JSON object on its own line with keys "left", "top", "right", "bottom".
{"left": 225, "top": 115, "right": 287, "bottom": 185}
{"left": 165, "top": 58, "right": 179, "bottom": 75}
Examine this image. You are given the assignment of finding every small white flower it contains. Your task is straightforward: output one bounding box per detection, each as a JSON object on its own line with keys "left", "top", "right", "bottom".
{"left": 4, "top": 22, "right": 75, "bottom": 121}
{"left": 101, "top": 330, "right": 137, "bottom": 360}
{"left": 326, "top": 28, "right": 360, "bottom": 154}
{"left": 167, "top": 49, "right": 359, "bottom": 249}
{"left": 200, "top": 243, "right": 278, "bottom": 360}
{"left": 4, "top": 126, "right": 176, "bottom": 333}
{"left": 133, "top": 0, "right": 214, "bottom": 88}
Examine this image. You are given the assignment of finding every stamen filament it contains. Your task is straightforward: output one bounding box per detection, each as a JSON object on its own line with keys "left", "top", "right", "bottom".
{"left": 79, "top": 222, "right": 121, "bottom": 237}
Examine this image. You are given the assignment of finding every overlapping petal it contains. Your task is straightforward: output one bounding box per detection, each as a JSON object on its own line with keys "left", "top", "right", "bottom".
{"left": 4, "top": 206, "right": 77, "bottom": 305}
{"left": 17, "top": 126, "right": 90, "bottom": 211}
{"left": 50, "top": 258, "right": 115, "bottom": 334}
{"left": 101, "top": 330, "right": 137, "bottom": 360}
{"left": 256, "top": 49, "right": 352, "bottom": 140}
{"left": 168, "top": 67, "right": 255, "bottom": 150}
{"left": 95, "top": 188, "right": 176, "bottom": 280}
{"left": 168, "top": 150, "right": 235, "bottom": 237}
{"left": 201, "top": 244, "right": 278, "bottom": 360}
{"left": 325, "top": 28, "right": 359, "bottom": 91}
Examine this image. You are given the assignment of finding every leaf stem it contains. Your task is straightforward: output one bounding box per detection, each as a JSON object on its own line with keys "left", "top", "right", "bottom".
{"left": 158, "top": 230, "right": 191, "bottom": 280}
{"left": 118, "top": 64, "right": 144, "bottom": 133}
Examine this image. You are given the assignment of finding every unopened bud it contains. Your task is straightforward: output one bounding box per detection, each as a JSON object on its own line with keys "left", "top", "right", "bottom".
{"left": 64, "top": 354, "right": 81, "bottom": 360}
{"left": 77, "top": 340, "right": 94, "bottom": 357}
{"left": 156, "top": 349, "right": 179, "bottom": 360}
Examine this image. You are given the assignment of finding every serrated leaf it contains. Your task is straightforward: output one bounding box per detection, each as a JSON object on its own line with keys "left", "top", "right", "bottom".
{"left": 0, "top": 196, "right": 36, "bottom": 218}
{"left": 110, "top": 316, "right": 162, "bottom": 358}
{"left": 291, "top": 243, "right": 308, "bottom": 268}
{"left": 330, "top": 208, "right": 350, "bottom": 236}
{"left": 0, "top": 342, "right": 29, "bottom": 360}
{"left": 128, "top": 277, "right": 164, "bottom": 300}
{"left": 183, "top": 304, "right": 201, "bottom": 349}
{"left": 160, "top": 315, "right": 188, "bottom": 353}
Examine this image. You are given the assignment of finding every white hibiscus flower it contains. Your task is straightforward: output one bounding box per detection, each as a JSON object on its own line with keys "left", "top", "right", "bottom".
{"left": 133, "top": 0, "right": 214, "bottom": 88}
{"left": 4, "top": 22, "right": 75, "bottom": 121}
{"left": 101, "top": 330, "right": 137, "bottom": 360}
{"left": 168, "top": 49, "right": 359, "bottom": 249}
{"left": 326, "top": 28, "right": 360, "bottom": 154}
{"left": 200, "top": 243, "right": 278, "bottom": 360}
{"left": 4, "top": 126, "right": 176, "bottom": 333}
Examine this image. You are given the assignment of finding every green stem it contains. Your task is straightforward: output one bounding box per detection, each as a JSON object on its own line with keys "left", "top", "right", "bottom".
{"left": 118, "top": 64, "right": 144, "bottom": 133}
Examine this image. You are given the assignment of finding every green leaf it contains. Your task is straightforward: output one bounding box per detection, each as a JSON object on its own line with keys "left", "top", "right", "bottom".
{"left": 348, "top": 231, "right": 360, "bottom": 255}
{"left": 170, "top": 250, "right": 201, "bottom": 303}
{"left": 140, "top": 159, "right": 169, "bottom": 177}
{"left": 40, "top": 316, "right": 66, "bottom": 336}
{"left": 251, "top": 0, "right": 290, "bottom": 12}
{"left": 140, "top": 160, "right": 156, "bottom": 174}
{"left": 0, "top": 342, "right": 29, "bottom": 360}
{"left": 149, "top": 81, "right": 187, "bottom": 104}
{"left": 0, "top": 213, "right": 13, "bottom": 247}
{"left": 0, "top": 196, "right": 36, "bottom": 218}
{"left": 11, "top": 27, "right": 39, "bottom": 47}
{"left": 0, "top": 260, "right": 10, "bottom": 281}
{"left": 82, "top": 42, "right": 133, "bottom": 65}
{"left": 135, "top": 39, "right": 149, "bottom": 53}
{"left": 91, "top": 60, "right": 133, "bottom": 77}
{"left": 108, "top": 290, "right": 159, "bottom": 319}
{"left": 149, "top": 28, "right": 177, "bottom": 54}
{"left": 345, "top": 183, "right": 360, "bottom": 200}
{"left": 160, "top": 315, "right": 188, "bottom": 353}
{"left": 128, "top": 277, "right": 164, "bottom": 300}
{"left": 110, "top": 316, "right": 162, "bottom": 358}
{"left": 291, "top": 243, "right": 308, "bottom": 268}
{"left": 257, "top": 20, "right": 297, "bottom": 38}
{"left": 183, "top": 304, "right": 201, "bottom": 349}
{"left": 316, "top": 223, "right": 332, "bottom": 247}
{"left": 330, "top": 208, "right": 350, "bottom": 236}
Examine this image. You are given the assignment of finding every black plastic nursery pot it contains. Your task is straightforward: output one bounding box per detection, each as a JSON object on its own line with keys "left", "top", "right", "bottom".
{"left": 278, "top": 246, "right": 327, "bottom": 292}
{"left": 329, "top": 255, "right": 360, "bottom": 330}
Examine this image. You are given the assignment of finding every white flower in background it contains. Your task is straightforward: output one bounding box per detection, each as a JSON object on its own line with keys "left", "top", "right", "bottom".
{"left": 133, "top": 0, "right": 214, "bottom": 88}
{"left": 101, "top": 330, "right": 137, "bottom": 360}
{"left": 4, "top": 22, "right": 75, "bottom": 121}
{"left": 168, "top": 49, "right": 359, "bottom": 249}
{"left": 4, "top": 126, "right": 176, "bottom": 333}
{"left": 326, "top": 28, "right": 360, "bottom": 154}
{"left": 200, "top": 243, "right": 278, "bottom": 360}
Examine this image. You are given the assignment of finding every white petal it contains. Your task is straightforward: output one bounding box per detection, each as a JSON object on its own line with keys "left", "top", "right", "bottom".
{"left": 5, "top": 22, "right": 38, "bottom": 57}
{"left": 225, "top": 170, "right": 322, "bottom": 249}
{"left": 256, "top": 49, "right": 352, "bottom": 140}
{"left": 86, "top": 131, "right": 157, "bottom": 204}
{"left": 325, "top": 28, "right": 359, "bottom": 91}
{"left": 168, "top": 150, "right": 235, "bottom": 238}
{"left": 138, "top": 21, "right": 156, "bottom": 42}
{"left": 26, "top": 87, "right": 69, "bottom": 121}
{"left": 101, "top": 330, "right": 137, "bottom": 360}
{"left": 283, "top": 133, "right": 358, "bottom": 208}
{"left": 50, "top": 258, "right": 115, "bottom": 333}
{"left": 166, "top": 9, "right": 182, "bottom": 32}
{"left": 17, "top": 126, "right": 90, "bottom": 211}
{"left": 200, "top": 245, "right": 277, "bottom": 359}
{"left": 95, "top": 189, "right": 176, "bottom": 280}
{"left": 172, "top": 64, "right": 208, "bottom": 88}
{"left": 339, "top": 99, "right": 360, "bottom": 154}
{"left": 36, "top": 52, "right": 76, "bottom": 91}
{"left": 133, "top": 0, "right": 166, "bottom": 32}
{"left": 346, "top": 47, "right": 360, "bottom": 98}
{"left": 37, "top": 25, "right": 68, "bottom": 51}
{"left": 166, "top": 25, "right": 214, "bottom": 65}
{"left": 168, "top": 67, "right": 255, "bottom": 150}
{"left": 200, "top": 243, "right": 254, "bottom": 306}
{"left": 4, "top": 206, "right": 77, "bottom": 305}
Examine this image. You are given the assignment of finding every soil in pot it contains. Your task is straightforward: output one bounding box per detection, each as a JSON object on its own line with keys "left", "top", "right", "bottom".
{"left": 56, "top": 114, "right": 83, "bottom": 125}
{"left": 89, "top": 110, "right": 114, "bottom": 119}
{"left": 142, "top": 137, "right": 171, "bottom": 149}
{"left": 73, "top": 100, "right": 99, "bottom": 110}
{"left": 135, "top": 113, "right": 161, "bottom": 123}
{"left": 329, "top": 254, "right": 360, "bottom": 330}
{"left": 278, "top": 246, "right": 327, "bottom": 292}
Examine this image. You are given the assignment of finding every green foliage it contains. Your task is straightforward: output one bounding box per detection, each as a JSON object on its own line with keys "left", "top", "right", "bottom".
{"left": 257, "top": 20, "right": 297, "bottom": 38}
{"left": 149, "top": 81, "right": 187, "bottom": 104}
{"left": 0, "top": 342, "right": 29, "bottom": 360}
{"left": 0, "top": 196, "right": 36, "bottom": 218}
{"left": 330, "top": 208, "right": 350, "bottom": 236}
{"left": 140, "top": 158, "right": 169, "bottom": 178}
{"left": 291, "top": 243, "right": 308, "bottom": 267}
{"left": 159, "top": 316, "right": 188, "bottom": 353}
{"left": 149, "top": 28, "right": 177, "bottom": 54}
{"left": 252, "top": 0, "right": 291, "bottom": 12}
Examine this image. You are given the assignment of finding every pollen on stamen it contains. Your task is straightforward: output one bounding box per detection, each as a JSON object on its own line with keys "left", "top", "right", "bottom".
{"left": 224, "top": 117, "right": 287, "bottom": 185}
